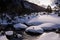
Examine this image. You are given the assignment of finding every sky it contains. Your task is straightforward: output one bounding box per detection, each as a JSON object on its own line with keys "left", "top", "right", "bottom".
{"left": 26, "top": 0, "right": 56, "bottom": 8}
{"left": 39, "top": 0, "right": 54, "bottom": 6}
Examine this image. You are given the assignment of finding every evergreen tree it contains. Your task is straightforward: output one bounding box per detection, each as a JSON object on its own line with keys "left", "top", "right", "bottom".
{"left": 46, "top": 5, "right": 52, "bottom": 14}
{"left": 55, "top": 2, "right": 60, "bottom": 16}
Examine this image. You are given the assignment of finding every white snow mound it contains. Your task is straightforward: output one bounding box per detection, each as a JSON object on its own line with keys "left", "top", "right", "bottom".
{"left": 5, "top": 31, "right": 13, "bottom": 36}
{"left": 27, "top": 15, "right": 60, "bottom": 25}
{"left": 0, "top": 35, "right": 8, "bottom": 40}
{"left": 14, "top": 23, "right": 27, "bottom": 29}
{"left": 39, "top": 23, "right": 58, "bottom": 30}
{"left": 26, "top": 26, "right": 44, "bottom": 33}
{"left": 37, "top": 32, "right": 60, "bottom": 40}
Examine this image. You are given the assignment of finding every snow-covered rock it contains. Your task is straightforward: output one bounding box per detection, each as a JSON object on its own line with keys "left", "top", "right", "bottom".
{"left": 14, "top": 16, "right": 27, "bottom": 23}
{"left": 5, "top": 31, "right": 13, "bottom": 36}
{"left": 0, "top": 18, "right": 2, "bottom": 23}
{"left": 26, "top": 21, "right": 43, "bottom": 26}
{"left": 37, "top": 32, "right": 60, "bottom": 40}
{"left": 0, "top": 35, "right": 8, "bottom": 40}
{"left": 14, "top": 16, "right": 21, "bottom": 23}
{"left": 17, "top": 34, "right": 22, "bottom": 38}
{"left": 1, "top": 20, "right": 8, "bottom": 25}
{"left": 26, "top": 26, "right": 44, "bottom": 34}
{"left": 13, "top": 23, "right": 27, "bottom": 30}
{"left": 6, "top": 14, "right": 11, "bottom": 20}
{"left": 19, "top": 18, "right": 26, "bottom": 23}
{"left": 26, "top": 15, "right": 60, "bottom": 26}
{"left": 39, "top": 23, "right": 59, "bottom": 30}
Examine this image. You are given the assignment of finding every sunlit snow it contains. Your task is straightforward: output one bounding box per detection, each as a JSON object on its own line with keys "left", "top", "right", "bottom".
{"left": 26, "top": 26, "right": 44, "bottom": 33}
{"left": 0, "top": 35, "right": 8, "bottom": 40}
{"left": 27, "top": 15, "right": 60, "bottom": 25}
{"left": 5, "top": 31, "right": 13, "bottom": 36}
{"left": 37, "top": 32, "right": 60, "bottom": 40}
{"left": 14, "top": 23, "right": 27, "bottom": 29}
{"left": 38, "top": 23, "right": 58, "bottom": 30}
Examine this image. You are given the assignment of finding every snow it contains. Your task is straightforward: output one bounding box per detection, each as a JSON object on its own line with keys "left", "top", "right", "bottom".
{"left": 25, "top": 23, "right": 59, "bottom": 33}
{"left": 38, "top": 23, "right": 59, "bottom": 30}
{"left": 27, "top": 15, "right": 60, "bottom": 26}
{"left": 26, "top": 21, "right": 43, "bottom": 26}
{"left": 6, "top": 14, "right": 11, "bottom": 20}
{"left": 26, "top": 26, "right": 44, "bottom": 33}
{"left": 14, "top": 16, "right": 30, "bottom": 24}
{"left": 0, "top": 18, "right": 2, "bottom": 23}
{"left": 5, "top": 31, "right": 13, "bottom": 36}
{"left": 37, "top": 32, "right": 60, "bottom": 40}
{"left": 1, "top": 20, "right": 8, "bottom": 25}
{"left": 0, "top": 35, "right": 8, "bottom": 40}
{"left": 13, "top": 15, "right": 37, "bottom": 25}
{"left": 17, "top": 34, "right": 22, "bottom": 38}
{"left": 14, "top": 23, "right": 27, "bottom": 29}
{"left": 14, "top": 16, "right": 22, "bottom": 23}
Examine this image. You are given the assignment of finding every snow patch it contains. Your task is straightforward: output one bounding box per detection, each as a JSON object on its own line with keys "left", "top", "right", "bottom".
{"left": 0, "top": 35, "right": 8, "bottom": 40}
{"left": 26, "top": 26, "right": 44, "bottom": 33}
{"left": 38, "top": 23, "right": 59, "bottom": 30}
{"left": 14, "top": 23, "right": 27, "bottom": 29}
{"left": 27, "top": 15, "right": 60, "bottom": 25}
{"left": 37, "top": 32, "right": 60, "bottom": 40}
{"left": 5, "top": 31, "right": 13, "bottom": 36}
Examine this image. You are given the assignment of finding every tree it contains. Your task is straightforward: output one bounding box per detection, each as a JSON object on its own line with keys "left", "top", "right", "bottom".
{"left": 46, "top": 5, "right": 52, "bottom": 14}
{"left": 55, "top": 1, "right": 60, "bottom": 16}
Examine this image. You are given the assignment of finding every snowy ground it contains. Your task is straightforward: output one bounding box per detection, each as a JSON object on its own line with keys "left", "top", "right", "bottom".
{"left": 26, "top": 23, "right": 59, "bottom": 34}
{"left": 0, "top": 12, "right": 60, "bottom": 40}
{"left": 0, "top": 35, "right": 8, "bottom": 40}
{"left": 14, "top": 23, "right": 28, "bottom": 30}
{"left": 26, "top": 26, "right": 44, "bottom": 34}
{"left": 26, "top": 14, "right": 60, "bottom": 25}
{"left": 36, "top": 32, "right": 60, "bottom": 40}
